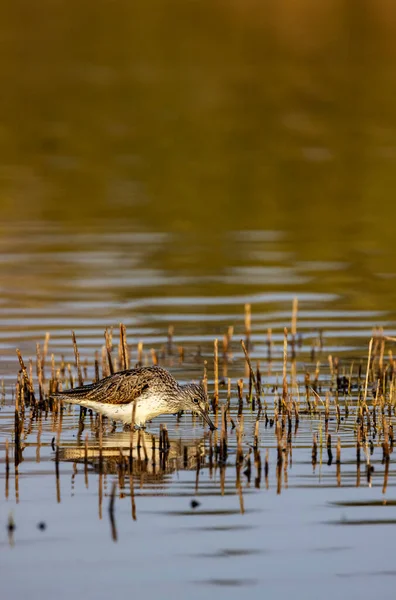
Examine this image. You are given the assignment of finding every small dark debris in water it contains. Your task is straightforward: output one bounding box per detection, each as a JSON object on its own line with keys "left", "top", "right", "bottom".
{"left": 7, "top": 517, "right": 16, "bottom": 534}
{"left": 37, "top": 521, "right": 47, "bottom": 531}
{"left": 190, "top": 500, "right": 201, "bottom": 509}
{"left": 51, "top": 437, "right": 55, "bottom": 451}
{"left": 7, "top": 514, "right": 15, "bottom": 546}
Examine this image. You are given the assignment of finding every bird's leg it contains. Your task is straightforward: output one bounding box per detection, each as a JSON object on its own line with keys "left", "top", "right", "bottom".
{"left": 123, "top": 423, "right": 146, "bottom": 432}
{"left": 133, "top": 424, "right": 146, "bottom": 431}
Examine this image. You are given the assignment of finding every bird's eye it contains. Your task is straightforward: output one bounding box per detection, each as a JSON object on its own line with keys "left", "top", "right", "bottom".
{"left": 193, "top": 398, "right": 199, "bottom": 404}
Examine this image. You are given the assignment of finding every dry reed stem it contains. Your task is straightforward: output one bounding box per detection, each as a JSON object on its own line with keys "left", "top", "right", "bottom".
{"left": 203, "top": 360, "right": 208, "bottom": 396}
{"left": 123, "top": 323, "right": 130, "bottom": 369}
{"left": 71, "top": 331, "right": 84, "bottom": 386}
{"left": 363, "top": 338, "right": 374, "bottom": 405}
{"left": 254, "top": 418, "right": 260, "bottom": 449}
{"left": 382, "top": 458, "right": 389, "bottom": 495}
{"left": 214, "top": 338, "right": 219, "bottom": 408}
{"left": 16, "top": 349, "right": 36, "bottom": 403}
{"left": 141, "top": 429, "right": 149, "bottom": 462}
{"left": 105, "top": 328, "right": 114, "bottom": 375}
{"left": 36, "top": 343, "right": 44, "bottom": 400}
{"left": 151, "top": 348, "right": 158, "bottom": 365}
{"left": 226, "top": 378, "right": 231, "bottom": 409}
{"left": 283, "top": 328, "right": 288, "bottom": 402}
{"left": 137, "top": 341, "right": 143, "bottom": 366}
{"left": 178, "top": 346, "right": 184, "bottom": 364}
{"left": 240, "top": 340, "right": 261, "bottom": 403}
{"left": 245, "top": 303, "right": 251, "bottom": 345}
{"left": 101, "top": 346, "right": 108, "bottom": 378}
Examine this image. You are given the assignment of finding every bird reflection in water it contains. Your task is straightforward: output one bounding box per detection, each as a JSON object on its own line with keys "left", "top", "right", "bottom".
{"left": 58, "top": 428, "right": 207, "bottom": 521}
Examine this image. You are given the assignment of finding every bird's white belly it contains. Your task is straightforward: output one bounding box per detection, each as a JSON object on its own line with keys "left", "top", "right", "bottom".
{"left": 76, "top": 398, "right": 166, "bottom": 426}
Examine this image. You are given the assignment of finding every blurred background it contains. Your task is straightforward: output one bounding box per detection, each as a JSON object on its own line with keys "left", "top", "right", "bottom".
{"left": 1, "top": 0, "right": 396, "bottom": 364}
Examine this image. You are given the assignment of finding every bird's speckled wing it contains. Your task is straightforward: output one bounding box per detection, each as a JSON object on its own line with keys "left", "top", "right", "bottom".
{"left": 54, "top": 367, "right": 166, "bottom": 405}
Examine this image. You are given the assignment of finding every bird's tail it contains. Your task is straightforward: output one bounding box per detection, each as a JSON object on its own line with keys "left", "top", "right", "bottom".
{"left": 51, "top": 384, "right": 96, "bottom": 404}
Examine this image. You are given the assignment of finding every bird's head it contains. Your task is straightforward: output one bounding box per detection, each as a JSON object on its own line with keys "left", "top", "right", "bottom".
{"left": 181, "top": 383, "right": 216, "bottom": 431}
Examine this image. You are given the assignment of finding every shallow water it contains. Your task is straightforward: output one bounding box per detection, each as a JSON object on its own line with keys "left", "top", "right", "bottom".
{"left": 1, "top": 222, "right": 396, "bottom": 600}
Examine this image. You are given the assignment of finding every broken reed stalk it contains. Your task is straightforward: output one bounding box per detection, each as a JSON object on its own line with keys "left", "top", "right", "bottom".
{"left": 237, "top": 378, "right": 244, "bottom": 416}
{"left": 283, "top": 328, "right": 288, "bottom": 403}
{"left": 203, "top": 360, "right": 208, "bottom": 396}
{"left": 383, "top": 453, "right": 389, "bottom": 495}
{"left": 71, "top": 331, "right": 84, "bottom": 386}
{"left": 101, "top": 346, "right": 108, "bottom": 378}
{"left": 42, "top": 332, "right": 50, "bottom": 374}
{"left": 141, "top": 429, "right": 149, "bottom": 462}
{"left": 363, "top": 337, "right": 373, "bottom": 405}
{"left": 240, "top": 340, "right": 261, "bottom": 406}
{"left": 254, "top": 418, "right": 260, "bottom": 450}
{"left": 254, "top": 445, "right": 261, "bottom": 489}
{"left": 236, "top": 416, "right": 244, "bottom": 465}
{"left": 119, "top": 323, "right": 129, "bottom": 370}
{"left": 226, "top": 378, "right": 231, "bottom": 410}
{"left": 220, "top": 405, "right": 228, "bottom": 463}
{"left": 213, "top": 338, "right": 219, "bottom": 410}
{"left": 327, "top": 434, "right": 333, "bottom": 465}
{"left": 104, "top": 328, "right": 114, "bottom": 375}
{"left": 151, "top": 348, "right": 158, "bottom": 365}
{"left": 178, "top": 346, "right": 184, "bottom": 364}
{"left": 137, "top": 341, "right": 143, "bottom": 366}
{"left": 16, "top": 349, "right": 36, "bottom": 403}
{"left": 36, "top": 343, "right": 44, "bottom": 401}
{"left": 108, "top": 481, "right": 118, "bottom": 542}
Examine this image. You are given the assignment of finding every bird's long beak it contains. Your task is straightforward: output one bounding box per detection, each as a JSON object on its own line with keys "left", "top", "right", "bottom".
{"left": 198, "top": 407, "right": 217, "bottom": 431}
